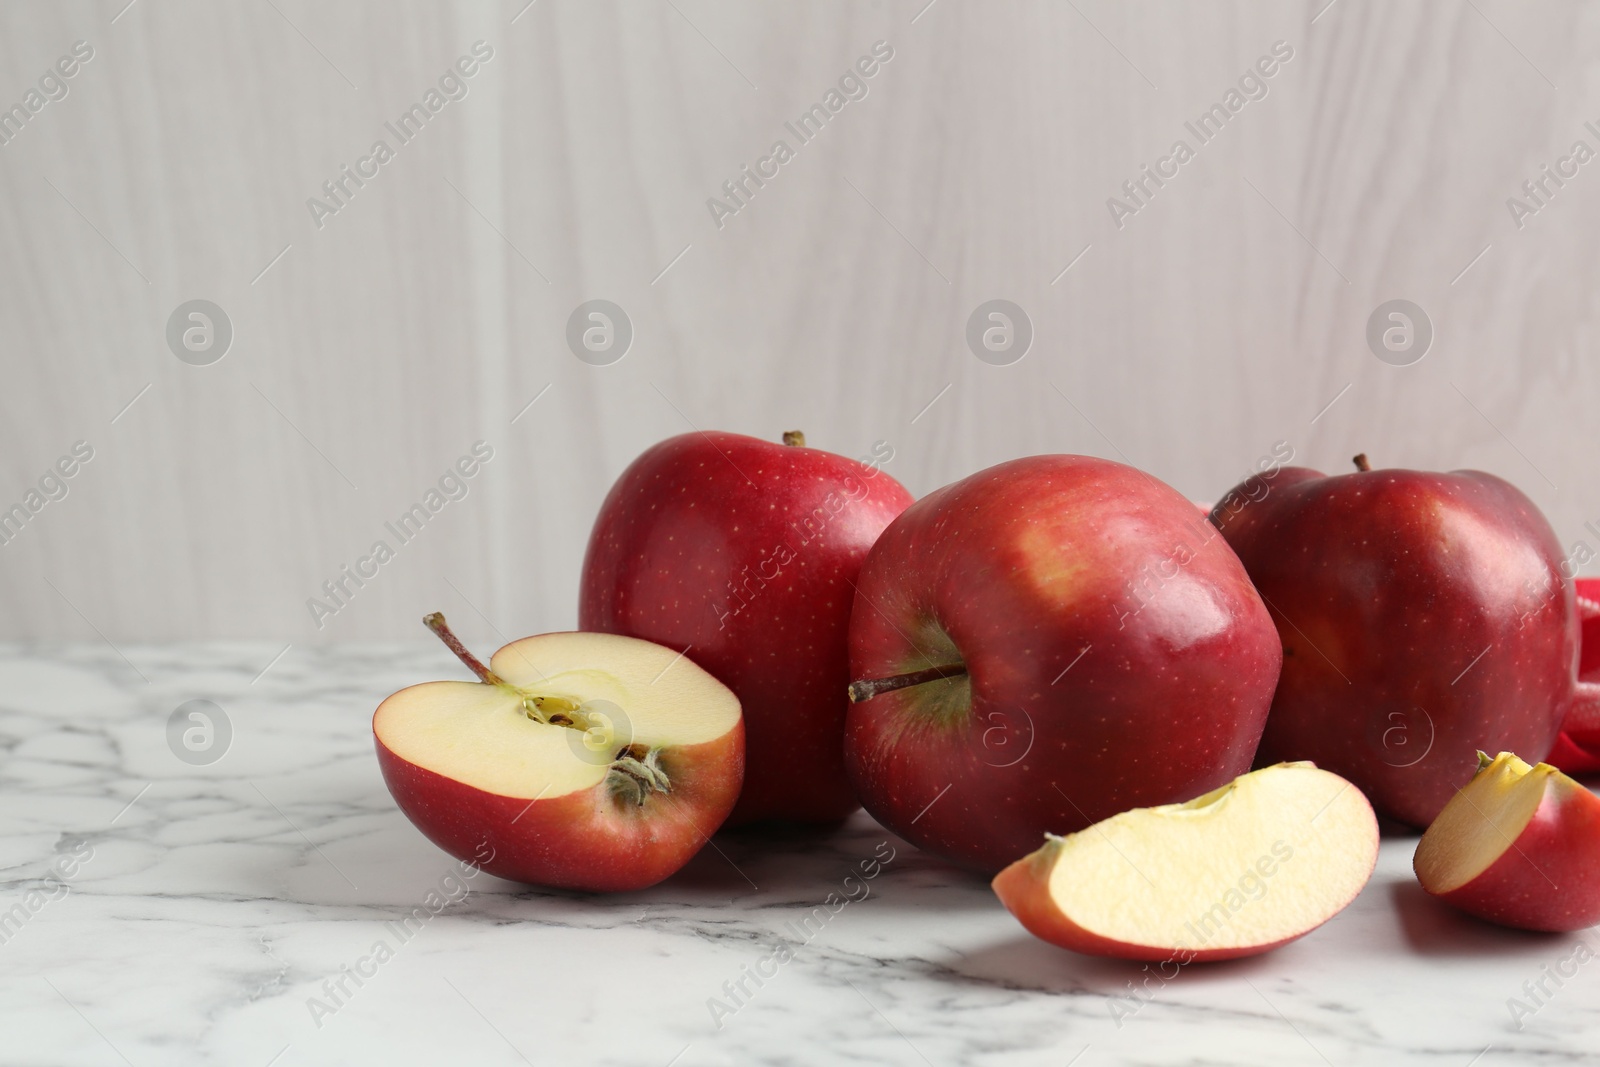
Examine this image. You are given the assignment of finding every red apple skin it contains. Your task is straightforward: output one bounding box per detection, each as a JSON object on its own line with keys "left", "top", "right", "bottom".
{"left": 845, "top": 455, "right": 1282, "bottom": 874}
{"left": 374, "top": 718, "right": 744, "bottom": 892}
{"left": 580, "top": 432, "right": 913, "bottom": 827}
{"left": 1212, "top": 465, "right": 1580, "bottom": 827}
{"left": 1423, "top": 773, "right": 1600, "bottom": 932}
{"left": 1546, "top": 732, "right": 1600, "bottom": 775}
{"left": 1551, "top": 577, "right": 1600, "bottom": 766}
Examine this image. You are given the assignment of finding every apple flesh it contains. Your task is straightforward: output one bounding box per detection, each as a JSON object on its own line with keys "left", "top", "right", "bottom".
{"left": 1212, "top": 455, "right": 1594, "bottom": 827}
{"left": 1414, "top": 751, "right": 1600, "bottom": 932}
{"left": 374, "top": 614, "right": 743, "bottom": 892}
{"left": 845, "top": 454, "right": 1282, "bottom": 873}
{"left": 581, "top": 430, "right": 913, "bottom": 826}
{"left": 993, "top": 763, "right": 1379, "bottom": 961}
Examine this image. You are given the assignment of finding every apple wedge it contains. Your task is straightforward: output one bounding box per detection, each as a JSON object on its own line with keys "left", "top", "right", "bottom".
{"left": 1414, "top": 751, "right": 1600, "bottom": 932}
{"left": 992, "top": 764, "right": 1378, "bottom": 961}
{"left": 374, "top": 614, "right": 743, "bottom": 892}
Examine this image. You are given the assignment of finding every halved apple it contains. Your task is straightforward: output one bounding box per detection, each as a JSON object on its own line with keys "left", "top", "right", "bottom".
{"left": 374, "top": 614, "right": 743, "bottom": 892}
{"left": 992, "top": 763, "right": 1378, "bottom": 961}
{"left": 1413, "top": 751, "right": 1600, "bottom": 932}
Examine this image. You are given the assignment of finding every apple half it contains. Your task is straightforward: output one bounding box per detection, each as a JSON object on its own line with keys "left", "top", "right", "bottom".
{"left": 992, "top": 764, "right": 1378, "bottom": 961}
{"left": 374, "top": 614, "right": 743, "bottom": 892}
{"left": 1414, "top": 751, "right": 1600, "bottom": 932}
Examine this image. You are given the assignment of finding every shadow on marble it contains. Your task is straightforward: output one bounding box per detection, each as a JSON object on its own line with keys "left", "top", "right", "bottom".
{"left": 1388, "top": 878, "right": 1567, "bottom": 957}
{"left": 937, "top": 932, "right": 1284, "bottom": 997}
{"left": 1376, "top": 814, "right": 1423, "bottom": 840}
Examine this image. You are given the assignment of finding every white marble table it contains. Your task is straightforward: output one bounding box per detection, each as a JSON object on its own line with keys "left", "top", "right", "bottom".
{"left": 3, "top": 642, "right": 1597, "bottom": 1066}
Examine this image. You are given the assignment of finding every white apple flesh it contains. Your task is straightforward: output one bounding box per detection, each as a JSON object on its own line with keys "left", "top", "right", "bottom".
{"left": 992, "top": 763, "right": 1379, "bottom": 961}
{"left": 374, "top": 615, "right": 744, "bottom": 892}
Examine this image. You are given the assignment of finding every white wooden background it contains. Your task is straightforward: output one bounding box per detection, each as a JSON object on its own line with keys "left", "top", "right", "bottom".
{"left": 2, "top": 0, "right": 1597, "bottom": 644}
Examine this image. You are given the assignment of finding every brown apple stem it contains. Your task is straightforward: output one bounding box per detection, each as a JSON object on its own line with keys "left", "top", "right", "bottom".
{"left": 1353, "top": 453, "right": 1371, "bottom": 472}
{"left": 423, "top": 612, "right": 505, "bottom": 686}
{"left": 848, "top": 664, "right": 967, "bottom": 703}
{"left": 783, "top": 430, "right": 806, "bottom": 447}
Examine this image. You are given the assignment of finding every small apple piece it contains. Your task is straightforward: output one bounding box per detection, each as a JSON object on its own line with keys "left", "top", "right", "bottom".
{"left": 1414, "top": 752, "right": 1600, "bottom": 932}
{"left": 374, "top": 614, "right": 743, "bottom": 892}
{"left": 992, "top": 764, "right": 1379, "bottom": 961}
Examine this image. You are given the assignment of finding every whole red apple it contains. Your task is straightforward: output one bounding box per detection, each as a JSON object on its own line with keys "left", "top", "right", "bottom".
{"left": 844, "top": 454, "right": 1282, "bottom": 873}
{"left": 1211, "top": 455, "right": 1595, "bottom": 826}
{"left": 580, "top": 431, "right": 913, "bottom": 826}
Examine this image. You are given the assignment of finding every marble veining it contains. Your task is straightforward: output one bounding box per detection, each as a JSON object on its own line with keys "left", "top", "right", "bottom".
{"left": 1, "top": 642, "right": 1597, "bottom": 1066}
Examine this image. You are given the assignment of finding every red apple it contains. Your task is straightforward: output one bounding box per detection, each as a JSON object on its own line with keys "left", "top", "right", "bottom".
{"left": 1212, "top": 455, "right": 1598, "bottom": 827}
{"left": 1546, "top": 731, "right": 1600, "bottom": 776}
{"left": 374, "top": 614, "right": 744, "bottom": 892}
{"left": 844, "top": 454, "right": 1282, "bottom": 873}
{"left": 1414, "top": 751, "right": 1600, "bottom": 932}
{"left": 994, "top": 763, "right": 1379, "bottom": 961}
{"left": 1551, "top": 579, "right": 1600, "bottom": 769}
{"left": 580, "top": 430, "right": 913, "bottom": 826}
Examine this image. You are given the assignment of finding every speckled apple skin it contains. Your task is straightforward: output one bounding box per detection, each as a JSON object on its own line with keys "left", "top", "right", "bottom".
{"left": 1420, "top": 774, "right": 1600, "bottom": 932}
{"left": 1213, "top": 466, "right": 1579, "bottom": 827}
{"left": 845, "top": 455, "right": 1282, "bottom": 874}
{"left": 579, "top": 431, "right": 914, "bottom": 827}
{"left": 374, "top": 714, "right": 743, "bottom": 892}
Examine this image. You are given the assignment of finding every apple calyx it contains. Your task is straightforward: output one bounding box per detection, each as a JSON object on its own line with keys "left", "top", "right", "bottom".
{"left": 1352, "top": 453, "right": 1371, "bottom": 472}
{"left": 423, "top": 613, "right": 674, "bottom": 805}
{"left": 847, "top": 663, "right": 968, "bottom": 703}
{"left": 782, "top": 430, "right": 806, "bottom": 447}
{"left": 609, "top": 745, "right": 673, "bottom": 805}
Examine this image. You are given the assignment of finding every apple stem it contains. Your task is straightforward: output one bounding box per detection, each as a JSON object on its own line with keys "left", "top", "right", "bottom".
{"left": 423, "top": 612, "right": 506, "bottom": 686}
{"left": 848, "top": 664, "right": 968, "bottom": 703}
{"left": 783, "top": 430, "right": 806, "bottom": 447}
{"left": 1353, "top": 453, "right": 1371, "bottom": 472}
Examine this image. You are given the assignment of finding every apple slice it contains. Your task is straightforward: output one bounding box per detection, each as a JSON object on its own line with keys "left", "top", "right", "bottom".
{"left": 1413, "top": 751, "right": 1600, "bottom": 931}
{"left": 374, "top": 614, "right": 743, "bottom": 892}
{"left": 992, "top": 764, "right": 1378, "bottom": 961}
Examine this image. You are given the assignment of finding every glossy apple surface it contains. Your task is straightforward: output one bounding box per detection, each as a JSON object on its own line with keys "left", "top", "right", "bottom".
{"left": 1212, "top": 460, "right": 1588, "bottom": 827}
{"left": 375, "top": 624, "right": 743, "bottom": 892}
{"left": 1415, "top": 751, "right": 1600, "bottom": 932}
{"left": 580, "top": 431, "right": 912, "bottom": 827}
{"left": 1551, "top": 578, "right": 1600, "bottom": 769}
{"left": 994, "top": 763, "right": 1379, "bottom": 961}
{"left": 845, "top": 454, "right": 1282, "bottom": 873}
{"left": 1546, "top": 731, "right": 1600, "bottom": 775}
